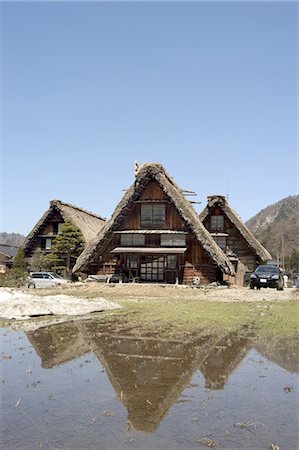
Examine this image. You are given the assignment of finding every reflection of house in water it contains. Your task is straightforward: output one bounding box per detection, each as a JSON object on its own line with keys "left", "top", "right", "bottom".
{"left": 79, "top": 320, "right": 220, "bottom": 433}
{"left": 199, "top": 332, "right": 253, "bottom": 390}
{"left": 26, "top": 319, "right": 298, "bottom": 433}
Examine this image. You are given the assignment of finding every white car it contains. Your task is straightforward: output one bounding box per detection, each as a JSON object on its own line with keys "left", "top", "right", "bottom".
{"left": 28, "top": 272, "right": 70, "bottom": 289}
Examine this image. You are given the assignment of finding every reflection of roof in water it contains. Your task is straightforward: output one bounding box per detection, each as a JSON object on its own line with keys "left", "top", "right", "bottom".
{"left": 81, "top": 320, "right": 220, "bottom": 433}
{"left": 254, "top": 337, "right": 299, "bottom": 374}
{"left": 199, "top": 331, "right": 253, "bottom": 389}
{"left": 26, "top": 321, "right": 91, "bottom": 368}
{"left": 25, "top": 319, "right": 298, "bottom": 433}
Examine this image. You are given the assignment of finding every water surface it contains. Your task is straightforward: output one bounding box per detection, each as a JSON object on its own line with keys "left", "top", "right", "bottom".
{"left": 1, "top": 319, "right": 298, "bottom": 449}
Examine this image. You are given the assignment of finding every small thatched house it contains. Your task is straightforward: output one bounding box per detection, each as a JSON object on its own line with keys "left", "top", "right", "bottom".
{"left": 23, "top": 200, "right": 106, "bottom": 263}
{"left": 199, "top": 195, "right": 271, "bottom": 285}
{"left": 0, "top": 245, "right": 19, "bottom": 273}
{"left": 73, "top": 163, "right": 235, "bottom": 284}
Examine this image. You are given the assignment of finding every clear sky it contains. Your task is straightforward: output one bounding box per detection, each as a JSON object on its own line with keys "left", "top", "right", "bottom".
{"left": 1, "top": 1, "right": 298, "bottom": 235}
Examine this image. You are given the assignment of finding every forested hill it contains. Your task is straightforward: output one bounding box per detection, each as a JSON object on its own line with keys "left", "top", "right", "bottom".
{"left": 246, "top": 195, "right": 299, "bottom": 267}
{"left": 0, "top": 232, "right": 25, "bottom": 248}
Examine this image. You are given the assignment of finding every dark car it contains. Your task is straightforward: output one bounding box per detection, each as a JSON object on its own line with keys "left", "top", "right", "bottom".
{"left": 249, "top": 265, "right": 284, "bottom": 290}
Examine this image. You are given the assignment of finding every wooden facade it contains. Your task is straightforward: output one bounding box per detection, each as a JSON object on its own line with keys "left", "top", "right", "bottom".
{"left": 24, "top": 209, "right": 65, "bottom": 258}
{"left": 199, "top": 195, "right": 271, "bottom": 286}
{"left": 75, "top": 164, "right": 235, "bottom": 284}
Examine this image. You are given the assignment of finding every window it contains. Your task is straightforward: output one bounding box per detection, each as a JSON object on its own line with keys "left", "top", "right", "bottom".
{"left": 53, "top": 223, "right": 63, "bottom": 234}
{"left": 167, "top": 255, "right": 177, "bottom": 269}
{"left": 126, "top": 255, "right": 138, "bottom": 278}
{"left": 140, "top": 256, "right": 165, "bottom": 281}
{"left": 141, "top": 204, "right": 166, "bottom": 228}
{"left": 126, "top": 255, "right": 138, "bottom": 269}
{"left": 161, "top": 234, "right": 186, "bottom": 247}
{"left": 45, "top": 238, "right": 52, "bottom": 250}
{"left": 41, "top": 238, "right": 52, "bottom": 250}
{"left": 120, "top": 234, "right": 145, "bottom": 246}
{"left": 211, "top": 215, "right": 224, "bottom": 231}
{"left": 213, "top": 236, "right": 227, "bottom": 252}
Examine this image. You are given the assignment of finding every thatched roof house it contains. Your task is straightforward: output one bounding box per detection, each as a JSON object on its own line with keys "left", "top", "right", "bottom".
{"left": 0, "top": 244, "right": 19, "bottom": 273}
{"left": 199, "top": 195, "right": 271, "bottom": 284}
{"left": 74, "top": 163, "right": 234, "bottom": 284}
{"left": 23, "top": 200, "right": 106, "bottom": 258}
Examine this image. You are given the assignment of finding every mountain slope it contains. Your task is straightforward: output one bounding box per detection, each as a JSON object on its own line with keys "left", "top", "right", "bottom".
{"left": 0, "top": 232, "right": 25, "bottom": 248}
{"left": 246, "top": 195, "right": 299, "bottom": 260}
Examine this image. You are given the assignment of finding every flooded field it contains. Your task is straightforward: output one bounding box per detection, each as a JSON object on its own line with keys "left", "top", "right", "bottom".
{"left": 1, "top": 318, "right": 298, "bottom": 449}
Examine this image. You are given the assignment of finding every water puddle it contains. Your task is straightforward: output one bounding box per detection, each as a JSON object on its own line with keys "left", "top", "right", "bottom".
{"left": 1, "top": 319, "right": 298, "bottom": 449}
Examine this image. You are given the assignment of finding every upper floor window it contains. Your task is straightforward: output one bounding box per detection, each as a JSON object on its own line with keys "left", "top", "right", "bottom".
{"left": 41, "top": 238, "right": 52, "bottom": 250}
{"left": 120, "top": 234, "right": 145, "bottom": 246}
{"left": 53, "top": 223, "right": 63, "bottom": 234}
{"left": 161, "top": 234, "right": 186, "bottom": 247}
{"left": 213, "top": 236, "right": 227, "bottom": 252}
{"left": 141, "top": 204, "right": 166, "bottom": 228}
{"left": 211, "top": 215, "right": 224, "bottom": 231}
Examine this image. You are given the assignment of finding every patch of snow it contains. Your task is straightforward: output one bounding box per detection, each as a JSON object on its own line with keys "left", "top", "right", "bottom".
{"left": 0, "top": 288, "right": 121, "bottom": 320}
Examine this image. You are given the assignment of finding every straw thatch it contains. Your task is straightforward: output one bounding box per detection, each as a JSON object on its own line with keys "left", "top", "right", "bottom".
{"left": 74, "top": 163, "right": 235, "bottom": 275}
{"left": 23, "top": 200, "right": 106, "bottom": 253}
{"left": 199, "top": 195, "right": 271, "bottom": 261}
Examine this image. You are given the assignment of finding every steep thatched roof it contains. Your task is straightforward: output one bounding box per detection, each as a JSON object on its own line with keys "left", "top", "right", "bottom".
{"left": 199, "top": 195, "right": 272, "bottom": 262}
{"left": 74, "top": 163, "right": 235, "bottom": 275}
{"left": 23, "top": 200, "right": 106, "bottom": 252}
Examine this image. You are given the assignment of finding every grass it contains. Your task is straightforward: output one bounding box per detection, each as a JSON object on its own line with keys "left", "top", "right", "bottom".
{"left": 5, "top": 283, "right": 299, "bottom": 340}
{"left": 98, "top": 297, "right": 299, "bottom": 340}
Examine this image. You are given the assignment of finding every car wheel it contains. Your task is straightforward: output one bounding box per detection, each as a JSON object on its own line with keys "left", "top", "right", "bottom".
{"left": 250, "top": 284, "right": 254, "bottom": 290}
{"left": 28, "top": 283, "right": 36, "bottom": 289}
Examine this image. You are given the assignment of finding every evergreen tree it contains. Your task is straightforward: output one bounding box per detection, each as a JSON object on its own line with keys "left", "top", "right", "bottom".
{"left": 12, "top": 248, "right": 26, "bottom": 272}
{"left": 47, "top": 220, "right": 84, "bottom": 277}
{"left": 29, "top": 248, "right": 50, "bottom": 272}
{"left": 10, "top": 247, "right": 27, "bottom": 286}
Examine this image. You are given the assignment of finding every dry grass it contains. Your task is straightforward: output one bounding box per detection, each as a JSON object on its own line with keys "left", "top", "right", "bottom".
{"left": 25, "top": 283, "right": 299, "bottom": 339}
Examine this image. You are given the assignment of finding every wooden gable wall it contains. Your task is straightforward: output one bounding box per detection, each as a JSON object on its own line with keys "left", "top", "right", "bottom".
{"left": 120, "top": 181, "right": 186, "bottom": 231}
{"left": 203, "top": 207, "right": 257, "bottom": 271}
{"left": 25, "top": 209, "right": 65, "bottom": 257}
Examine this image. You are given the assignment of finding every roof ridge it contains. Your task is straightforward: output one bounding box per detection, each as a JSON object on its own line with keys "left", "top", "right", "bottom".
{"left": 50, "top": 199, "right": 106, "bottom": 221}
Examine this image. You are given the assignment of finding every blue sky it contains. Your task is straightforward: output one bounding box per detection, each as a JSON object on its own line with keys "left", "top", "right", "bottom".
{"left": 1, "top": 1, "right": 298, "bottom": 235}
